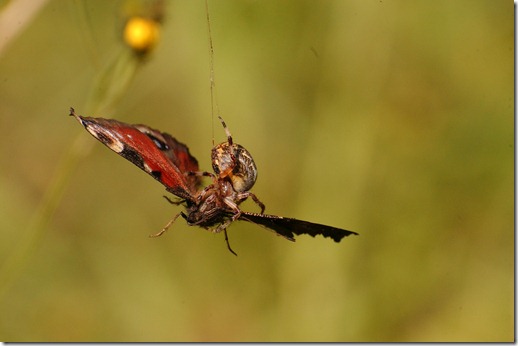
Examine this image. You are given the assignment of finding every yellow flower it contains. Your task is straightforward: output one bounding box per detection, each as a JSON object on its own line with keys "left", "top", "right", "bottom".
{"left": 123, "top": 16, "right": 160, "bottom": 54}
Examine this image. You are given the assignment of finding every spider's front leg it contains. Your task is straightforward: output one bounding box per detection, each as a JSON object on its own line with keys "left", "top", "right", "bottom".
{"left": 212, "top": 195, "right": 242, "bottom": 234}
{"left": 232, "top": 190, "right": 265, "bottom": 214}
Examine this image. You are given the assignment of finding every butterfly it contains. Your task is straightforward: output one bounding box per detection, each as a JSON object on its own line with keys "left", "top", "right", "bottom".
{"left": 69, "top": 107, "right": 358, "bottom": 255}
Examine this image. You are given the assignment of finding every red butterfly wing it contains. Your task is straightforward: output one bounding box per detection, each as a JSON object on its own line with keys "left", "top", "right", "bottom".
{"left": 158, "top": 131, "right": 202, "bottom": 192}
{"left": 72, "top": 113, "right": 201, "bottom": 200}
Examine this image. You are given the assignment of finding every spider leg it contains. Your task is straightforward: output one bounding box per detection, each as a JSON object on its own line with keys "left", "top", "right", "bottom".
{"left": 235, "top": 191, "right": 265, "bottom": 214}
{"left": 224, "top": 228, "right": 237, "bottom": 256}
{"left": 217, "top": 115, "right": 233, "bottom": 146}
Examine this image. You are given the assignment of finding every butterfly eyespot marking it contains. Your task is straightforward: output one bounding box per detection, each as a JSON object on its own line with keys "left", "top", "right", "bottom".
{"left": 146, "top": 133, "right": 169, "bottom": 151}
{"left": 134, "top": 126, "right": 170, "bottom": 151}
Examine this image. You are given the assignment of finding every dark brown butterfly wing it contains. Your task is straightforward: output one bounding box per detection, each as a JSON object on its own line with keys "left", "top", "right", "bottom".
{"left": 71, "top": 111, "right": 201, "bottom": 200}
{"left": 239, "top": 212, "right": 358, "bottom": 242}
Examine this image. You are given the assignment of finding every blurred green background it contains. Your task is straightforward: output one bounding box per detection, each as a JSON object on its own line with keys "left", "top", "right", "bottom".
{"left": 0, "top": 0, "right": 513, "bottom": 342}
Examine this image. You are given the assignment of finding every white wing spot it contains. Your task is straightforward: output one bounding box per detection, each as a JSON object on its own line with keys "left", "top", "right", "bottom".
{"left": 143, "top": 161, "right": 152, "bottom": 173}
{"left": 87, "top": 128, "right": 124, "bottom": 153}
{"left": 106, "top": 138, "right": 125, "bottom": 153}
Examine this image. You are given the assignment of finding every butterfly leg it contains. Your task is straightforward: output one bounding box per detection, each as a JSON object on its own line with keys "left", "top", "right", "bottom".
{"left": 149, "top": 212, "right": 182, "bottom": 238}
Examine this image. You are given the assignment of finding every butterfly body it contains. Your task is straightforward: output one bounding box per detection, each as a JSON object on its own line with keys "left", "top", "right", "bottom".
{"left": 70, "top": 108, "right": 358, "bottom": 254}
